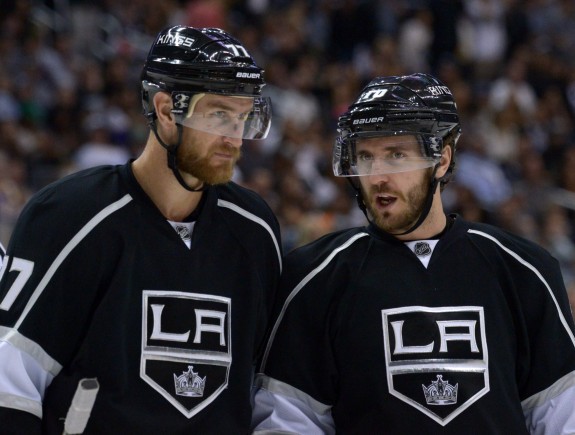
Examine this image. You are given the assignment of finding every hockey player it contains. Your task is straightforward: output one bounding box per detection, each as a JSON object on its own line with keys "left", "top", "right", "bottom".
{"left": 252, "top": 73, "right": 575, "bottom": 434}
{"left": 0, "top": 26, "right": 281, "bottom": 434}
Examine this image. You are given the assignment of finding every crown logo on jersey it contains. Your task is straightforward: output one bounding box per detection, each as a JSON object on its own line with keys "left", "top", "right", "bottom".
{"left": 414, "top": 241, "right": 432, "bottom": 256}
{"left": 174, "top": 366, "right": 206, "bottom": 397}
{"left": 422, "top": 375, "right": 458, "bottom": 405}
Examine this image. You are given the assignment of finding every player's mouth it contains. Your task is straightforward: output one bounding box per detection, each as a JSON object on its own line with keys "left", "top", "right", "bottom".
{"left": 212, "top": 145, "right": 240, "bottom": 161}
{"left": 374, "top": 193, "right": 397, "bottom": 209}
{"left": 213, "top": 152, "right": 234, "bottom": 160}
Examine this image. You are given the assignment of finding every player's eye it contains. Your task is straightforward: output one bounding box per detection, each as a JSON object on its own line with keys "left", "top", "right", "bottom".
{"left": 357, "top": 152, "right": 374, "bottom": 162}
{"left": 209, "top": 111, "right": 230, "bottom": 120}
{"left": 390, "top": 151, "right": 407, "bottom": 159}
{"left": 238, "top": 112, "right": 250, "bottom": 122}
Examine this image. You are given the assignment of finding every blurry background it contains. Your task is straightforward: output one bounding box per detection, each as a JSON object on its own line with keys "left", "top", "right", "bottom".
{"left": 2, "top": 0, "right": 575, "bottom": 312}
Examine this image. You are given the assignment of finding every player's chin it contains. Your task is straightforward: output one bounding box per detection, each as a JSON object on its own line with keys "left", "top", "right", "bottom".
{"left": 204, "top": 167, "right": 235, "bottom": 185}
{"left": 371, "top": 210, "right": 407, "bottom": 233}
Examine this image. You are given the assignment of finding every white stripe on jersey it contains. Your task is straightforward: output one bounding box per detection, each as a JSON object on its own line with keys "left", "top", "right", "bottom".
{"left": 0, "top": 340, "right": 53, "bottom": 418}
{"left": 523, "top": 370, "right": 575, "bottom": 411}
{"left": 14, "top": 194, "right": 133, "bottom": 330}
{"left": 217, "top": 199, "right": 282, "bottom": 273}
{"left": 468, "top": 229, "right": 575, "bottom": 348}
{"left": 0, "top": 241, "right": 5, "bottom": 274}
{"left": 0, "top": 325, "right": 62, "bottom": 377}
{"left": 260, "top": 232, "right": 369, "bottom": 371}
{"left": 522, "top": 370, "right": 575, "bottom": 434}
{"left": 252, "top": 374, "right": 334, "bottom": 435}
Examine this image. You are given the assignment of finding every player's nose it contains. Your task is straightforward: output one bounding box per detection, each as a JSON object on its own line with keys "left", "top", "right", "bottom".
{"left": 223, "top": 135, "right": 243, "bottom": 148}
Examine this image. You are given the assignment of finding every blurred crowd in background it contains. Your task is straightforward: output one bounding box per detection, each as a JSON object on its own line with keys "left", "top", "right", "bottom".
{"left": 2, "top": 0, "right": 575, "bottom": 312}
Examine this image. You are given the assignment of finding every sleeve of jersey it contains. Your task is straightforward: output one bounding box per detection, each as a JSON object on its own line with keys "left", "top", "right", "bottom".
{"left": 252, "top": 375, "right": 335, "bottom": 435}
{"left": 519, "top": 253, "right": 575, "bottom": 435}
{"left": 498, "top": 238, "right": 575, "bottom": 433}
{"left": 252, "top": 232, "right": 366, "bottom": 434}
{"left": 0, "top": 341, "right": 45, "bottom": 432}
{"left": 0, "top": 191, "right": 126, "bottom": 426}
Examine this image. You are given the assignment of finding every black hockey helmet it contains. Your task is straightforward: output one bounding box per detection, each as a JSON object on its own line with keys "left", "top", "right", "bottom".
{"left": 140, "top": 26, "right": 272, "bottom": 192}
{"left": 333, "top": 73, "right": 461, "bottom": 184}
{"left": 141, "top": 25, "right": 270, "bottom": 140}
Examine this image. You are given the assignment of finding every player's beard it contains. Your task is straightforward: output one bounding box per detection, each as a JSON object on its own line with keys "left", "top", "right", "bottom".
{"left": 177, "top": 144, "right": 241, "bottom": 185}
{"left": 364, "top": 175, "right": 431, "bottom": 234}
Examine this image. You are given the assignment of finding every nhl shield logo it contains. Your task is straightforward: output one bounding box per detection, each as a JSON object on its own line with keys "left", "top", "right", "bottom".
{"left": 414, "top": 242, "right": 432, "bottom": 256}
{"left": 141, "top": 290, "right": 231, "bottom": 418}
{"left": 381, "top": 306, "right": 489, "bottom": 426}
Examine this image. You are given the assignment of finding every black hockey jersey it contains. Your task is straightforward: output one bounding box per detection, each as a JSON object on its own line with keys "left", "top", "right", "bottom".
{"left": 253, "top": 217, "right": 575, "bottom": 434}
{"left": 0, "top": 163, "right": 281, "bottom": 434}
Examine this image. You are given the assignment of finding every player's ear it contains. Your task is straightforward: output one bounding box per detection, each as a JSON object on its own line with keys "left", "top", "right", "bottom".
{"left": 153, "top": 92, "right": 174, "bottom": 126}
{"left": 435, "top": 144, "right": 452, "bottom": 179}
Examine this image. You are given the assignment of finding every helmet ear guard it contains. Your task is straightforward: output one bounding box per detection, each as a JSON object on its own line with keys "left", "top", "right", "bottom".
{"left": 437, "top": 127, "right": 461, "bottom": 187}
{"left": 141, "top": 81, "right": 163, "bottom": 121}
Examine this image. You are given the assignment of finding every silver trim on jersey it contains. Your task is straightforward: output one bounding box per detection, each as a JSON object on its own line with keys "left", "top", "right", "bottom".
{"left": 0, "top": 326, "right": 62, "bottom": 376}
{"left": 252, "top": 374, "right": 335, "bottom": 434}
{"left": 522, "top": 370, "right": 575, "bottom": 411}
{"left": 254, "top": 374, "right": 332, "bottom": 416}
{"left": 0, "top": 392, "right": 43, "bottom": 418}
{"left": 253, "top": 431, "right": 302, "bottom": 435}
{"left": 13, "top": 194, "right": 133, "bottom": 331}
{"left": 522, "top": 370, "right": 575, "bottom": 431}
{"left": 260, "top": 232, "right": 369, "bottom": 371}
{"left": 217, "top": 199, "right": 282, "bottom": 273}
{"left": 468, "top": 229, "right": 575, "bottom": 348}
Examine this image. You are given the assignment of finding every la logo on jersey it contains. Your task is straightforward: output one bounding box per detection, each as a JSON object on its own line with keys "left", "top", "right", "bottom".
{"left": 381, "top": 306, "right": 489, "bottom": 426}
{"left": 141, "top": 290, "right": 231, "bottom": 418}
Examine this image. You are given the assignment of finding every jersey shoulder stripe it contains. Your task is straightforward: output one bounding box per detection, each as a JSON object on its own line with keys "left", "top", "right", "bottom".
{"left": 260, "top": 231, "right": 369, "bottom": 371}
{"left": 213, "top": 182, "right": 282, "bottom": 276}
{"left": 468, "top": 228, "right": 575, "bottom": 349}
{"left": 1, "top": 194, "right": 133, "bottom": 378}
{"left": 12, "top": 194, "right": 133, "bottom": 330}
{"left": 217, "top": 199, "right": 282, "bottom": 272}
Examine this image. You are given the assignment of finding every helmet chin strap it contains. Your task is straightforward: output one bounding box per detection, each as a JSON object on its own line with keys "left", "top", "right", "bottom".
{"left": 391, "top": 171, "right": 439, "bottom": 236}
{"left": 149, "top": 120, "right": 206, "bottom": 192}
{"left": 354, "top": 165, "right": 442, "bottom": 237}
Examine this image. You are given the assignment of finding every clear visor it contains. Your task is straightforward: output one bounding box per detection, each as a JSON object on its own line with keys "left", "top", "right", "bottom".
{"left": 334, "top": 133, "right": 441, "bottom": 177}
{"left": 176, "top": 95, "right": 272, "bottom": 140}
{"left": 352, "top": 155, "right": 439, "bottom": 176}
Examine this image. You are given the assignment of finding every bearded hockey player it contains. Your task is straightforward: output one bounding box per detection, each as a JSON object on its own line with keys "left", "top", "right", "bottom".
{"left": 0, "top": 26, "right": 281, "bottom": 434}
{"left": 252, "top": 73, "right": 575, "bottom": 434}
